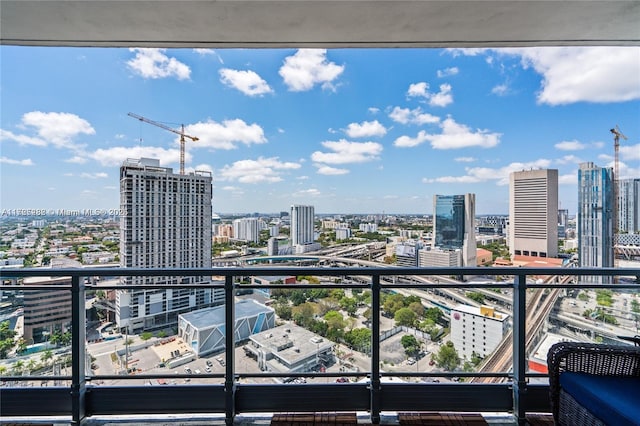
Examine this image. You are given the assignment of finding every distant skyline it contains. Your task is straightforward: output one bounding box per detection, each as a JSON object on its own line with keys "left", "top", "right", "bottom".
{"left": 1, "top": 47, "right": 639, "bottom": 215}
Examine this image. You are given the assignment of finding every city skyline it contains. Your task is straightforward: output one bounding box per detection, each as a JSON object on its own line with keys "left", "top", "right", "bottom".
{"left": 1, "top": 47, "right": 639, "bottom": 215}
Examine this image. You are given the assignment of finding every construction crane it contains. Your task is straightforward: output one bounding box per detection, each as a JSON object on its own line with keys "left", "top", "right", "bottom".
{"left": 128, "top": 112, "right": 199, "bottom": 175}
{"left": 610, "top": 125, "right": 627, "bottom": 275}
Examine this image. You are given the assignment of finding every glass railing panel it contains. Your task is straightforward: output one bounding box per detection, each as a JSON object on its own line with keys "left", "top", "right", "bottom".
{"left": 1, "top": 286, "right": 72, "bottom": 387}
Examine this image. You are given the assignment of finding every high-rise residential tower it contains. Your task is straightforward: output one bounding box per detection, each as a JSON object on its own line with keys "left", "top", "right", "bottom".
{"left": 577, "top": 162, "right": 614, "bottom": 283}
{"left": 290, "top": 205, "right": 315, "bottom": 246}
{"left": 233, "top": 217, "right": 264, "bottom": 243}
{"left": 509, "top": 169, "right": 559, "bottom": 259}
{"left": 116, "top": 158, "right": 223, "bottom": 333}
{"left": 618, "top": 178, "right": 640, "bottom": 234}
{"left": 432, "top": 193, "right": 476, "bottom": 267}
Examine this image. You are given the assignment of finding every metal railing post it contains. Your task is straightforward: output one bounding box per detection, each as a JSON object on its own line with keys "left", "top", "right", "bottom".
{"left": 224, "top": 275, "right": 236, "bottom": 425}
{"left": 512, "top": 273, "right": 527, "bottom": 425}
{"left": 370, "top": 274, "right": 381, "bottom": 424}
{"left": 71, "top": 275, "right": 87, "bottom": 425}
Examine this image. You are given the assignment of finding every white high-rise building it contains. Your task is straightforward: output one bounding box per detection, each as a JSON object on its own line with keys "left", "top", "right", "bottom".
{"left": 509, "top": 169, "right": 559, "bottom": 259}
{"left": 290, "top": 205, "right": 315, "bottom": 246}
{"left": 233, "top": 217, "right": 264, "bottom": 243}
{"left": 116, "top": 158, "right": 223, "bottom": 333}
{"left": 450, "top": 305, "right": 509, "bottom": 360}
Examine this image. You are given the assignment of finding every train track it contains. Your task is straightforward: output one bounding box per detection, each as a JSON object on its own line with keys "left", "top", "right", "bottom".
{"left": 469, "top": 278, "right": 564, "bottom": 384}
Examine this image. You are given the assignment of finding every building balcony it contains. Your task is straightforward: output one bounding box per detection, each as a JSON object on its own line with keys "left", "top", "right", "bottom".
{"left": 1, "top": 265, "right": 637, "bottom": 425}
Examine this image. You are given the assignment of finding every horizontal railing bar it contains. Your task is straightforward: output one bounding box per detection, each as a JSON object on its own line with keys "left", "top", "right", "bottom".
{"left": 0, "top": 266, "right": 631, "bottom": 278}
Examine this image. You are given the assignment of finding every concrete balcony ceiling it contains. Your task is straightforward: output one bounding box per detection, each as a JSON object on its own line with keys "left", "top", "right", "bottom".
{"left": 1, "top": 0, "right": 639, "bottom": 48}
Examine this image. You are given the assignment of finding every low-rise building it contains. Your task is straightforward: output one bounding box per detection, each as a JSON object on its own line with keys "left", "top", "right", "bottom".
{"left": 177, "top": 299, "right": 275, "bottom": 357}
{"left": 449, "top": 305, "right": 510, "bottom": 361}
{"left": 245, "top": 324, "right": 335, "bottom": 374}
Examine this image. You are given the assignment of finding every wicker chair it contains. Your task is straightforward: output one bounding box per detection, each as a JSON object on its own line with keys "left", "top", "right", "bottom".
{"left": 547, "top": 338, "right": 640, "bottom": 426}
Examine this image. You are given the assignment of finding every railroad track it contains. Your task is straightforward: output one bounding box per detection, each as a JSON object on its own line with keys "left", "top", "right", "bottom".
{"left": 469, "top": 277, "right": 564, "bottom": 384}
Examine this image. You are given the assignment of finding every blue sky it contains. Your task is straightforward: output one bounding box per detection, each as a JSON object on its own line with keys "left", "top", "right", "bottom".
{"left": 1, "top": 47, "right": 639, "bottom": 215}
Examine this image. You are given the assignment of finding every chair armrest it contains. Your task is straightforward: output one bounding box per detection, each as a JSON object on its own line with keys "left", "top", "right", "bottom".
{"left": 547, "top": 342, "right": 640, "bottom": 420}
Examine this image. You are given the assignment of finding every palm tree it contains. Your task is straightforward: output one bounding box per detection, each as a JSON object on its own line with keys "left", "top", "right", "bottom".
{"left": 11, "top": 360, "right": 24, "bottom": 376}
{"left": 26, "top": 358, "right": 37, "bottom": 374}
{"left": 41, "top": 349, "right": 53, "bottom": 370}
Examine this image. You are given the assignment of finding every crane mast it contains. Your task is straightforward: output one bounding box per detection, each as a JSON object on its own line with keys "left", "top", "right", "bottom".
{"left": 128, "top": 112, "right": 199, "bottom": 175}
{"left": 610, "top": 125, "right": 627, "bottom": 276}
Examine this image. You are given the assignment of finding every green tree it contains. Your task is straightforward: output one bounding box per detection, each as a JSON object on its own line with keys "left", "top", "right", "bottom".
{"left": 383, "top": 294, "right": 405, "bottom": 316}
{"left": 466, "top": 291, "right": 485, "bottom": 304}
{"left": 435, "top": 341, "right": 461, "bottom": 371}
{"left": 339, "top": 297, "right": 358, "bottom": 316}
{"left": 275, "top": 303, "right": 292, "bottom": 320}
{"left": 324, "top": 310, "right": 346, "bottom": 341}
{"left": 408, "top": 301, "right": 425, "bottom": 317}
{"left": 12, "top": 360, "right": 24, "bottom": 375}
{"left": 400, "top": 334, "right": 420, "bottom": 357}
{"left": 140, "top": 332, "right": 153, "bottom": 341}
{"left": 424, "top": 307, "right": 444, "bottom": 324}
{"left": 293, "top": 302, "right": 315, "bottom": 328}
{"left": 41, "top": 349, "right": 53, "bottom": 367}
{"left": 344, "top": 328, "right": 371, "bottom": 353}
{"left": 0, "top": 321, "right": 17, "bottom": 358}
{"left": 394, "top": 307, "right": 417, "bottom": 327}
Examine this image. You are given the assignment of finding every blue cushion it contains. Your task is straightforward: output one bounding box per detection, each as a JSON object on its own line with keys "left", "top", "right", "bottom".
{"left": 560, "top": 372, "right": 640, "bottom": 426}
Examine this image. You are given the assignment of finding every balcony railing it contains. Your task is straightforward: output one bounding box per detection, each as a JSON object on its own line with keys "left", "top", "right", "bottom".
{"left": 0, "top": 265, "right": 637, "bottom": 425}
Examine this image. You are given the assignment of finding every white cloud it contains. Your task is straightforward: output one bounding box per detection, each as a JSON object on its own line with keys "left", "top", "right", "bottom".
{"left": 311, "top": 139, "right": 383, "bottom": 165}
{"left": 393, "top": 131, "right": 430, "bottom": 148}
{"left": 429, "top": 84, "right": 453, "bottom": 107}
{"left": 368, "top": 107, "right": 380, "bottom": 114}
{"left": 293, "top": 188, "right": 322, "bottom": 197}
{"left": 555, "top": 140, "right": 586, "bottom": 151}
{"left": 388, "top": 107, "right": 440, "bottom": 125}
{"left": 423, "top": 159, "right": 552, "bottom": 186}
{"left": 621, "top": 143, "right": 640, "bottom": 161}
{"left": 455, "top": 157, "right": 477, "bottom": 163}
{"left": 4, "top": 111, "right": 95, "bottom": 150}
{"left": 517, "top": 47, "right": 640, "bottom": 104}
{"left": 407, "top": 82, "right": 429, "bottom": 98}
{"left": 0, "top": 129, "right": 47, "bottom": 146}
{"left": 559, "top": 172, "right": 578, "bottom": 185}
{"left": 193, "top": 49, "right": 223, "bottom": 63}
{"left": 279, "top": 49, "right": 344, "bottom": 92}
{"left": 556, "top": 155, "right": 583, "bottom": 165}
{"left": 345, "top": 120, "right": 387, "bottom": 138}
{"left": 491, "top": 84, "right": 510, "bottom": 96}
{"left": 398, "top": 117, "right": 500, "bottom": 150}
{"left": 185, "top": 119, "right": 267, "bottom": 150}
{"left": 437, "top": 67, "right": 459, "bottom": 78}
{"left": 127, "top": 48, "right": 191, "bottom": 80}
{"left": 406, "top": 82, "right": 453, "bottom": 107}
{"left": 66, "top": 156, "right": 88, "bottom": 164}
{"left": 452, "top": 47, "right": 640, "bottom": 104}
{"left": 89, "top": 146, "right": 186, "bottom": 167}
{"left": 218, "top": 157, "right": 301, "bottom": 183}
{"left": 0, "top": 156, "right": 34, "bottom": 166}
{"left": 219, "top": 69, "right": 273, "bottom": 96}
{"left": 79, "top": 172, "right": 108, "bottom": 179}
{"left": 316, "top": 165, "right": 349, "bottom": 175}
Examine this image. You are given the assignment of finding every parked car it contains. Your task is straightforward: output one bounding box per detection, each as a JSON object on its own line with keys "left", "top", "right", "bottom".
{"left": 206, "top": 360, "right": 213, "bottom": 367}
